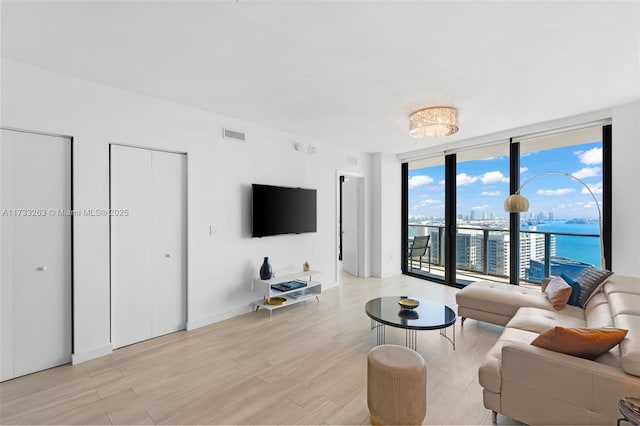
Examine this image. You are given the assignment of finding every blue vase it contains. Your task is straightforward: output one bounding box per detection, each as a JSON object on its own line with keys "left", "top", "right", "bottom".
{"left": 260, "top": 257, "right": 272, "bottom": 280}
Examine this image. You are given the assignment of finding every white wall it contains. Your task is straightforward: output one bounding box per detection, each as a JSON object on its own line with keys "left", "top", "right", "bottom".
{"left": 1, "top": 59, "right": 373, "bottom": 362}
{"left": 611, "top": 102, "right": 640, "bottom": 276}
{"left": 371, "top": 153, "right": 402, "bottom": 278}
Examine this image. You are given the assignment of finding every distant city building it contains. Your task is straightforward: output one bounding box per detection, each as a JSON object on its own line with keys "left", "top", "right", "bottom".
{"left": 456, "top": 230, "right": 483, "bottom": 273}
{"left": 487, "top": 233, "right": 510, "bottom": 276}
{"left": 409, "top": 220, "right": 572, "bottom": 282}
{"left": 455, "top": 229, "right": 555, "bottom": 279}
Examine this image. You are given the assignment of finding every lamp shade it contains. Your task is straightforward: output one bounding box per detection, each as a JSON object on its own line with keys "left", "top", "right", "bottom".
{"left": 504, "top": 194, "right": 529, "bottom": 212}
{"left": 409, "top": 107, "right": 458, "bottom": 138}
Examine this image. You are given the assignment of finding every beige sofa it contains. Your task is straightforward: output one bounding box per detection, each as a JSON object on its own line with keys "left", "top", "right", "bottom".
{"left": 456, "top": 275, "right": 640, "bottom": 425}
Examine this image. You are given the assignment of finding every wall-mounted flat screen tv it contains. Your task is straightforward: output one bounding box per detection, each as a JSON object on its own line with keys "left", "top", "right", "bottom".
{"left": 252, "top": 184, "right": 317, "bottom": 237}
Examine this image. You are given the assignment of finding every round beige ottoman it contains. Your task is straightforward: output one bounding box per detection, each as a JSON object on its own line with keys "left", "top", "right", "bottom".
{"left": 367, "top": 344, "right": 427, "bottom": 425}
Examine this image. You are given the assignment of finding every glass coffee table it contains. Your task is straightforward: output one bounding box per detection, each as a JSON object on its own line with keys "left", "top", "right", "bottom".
{"left": 365, "top": 296, "right": 456, "bottom": 351}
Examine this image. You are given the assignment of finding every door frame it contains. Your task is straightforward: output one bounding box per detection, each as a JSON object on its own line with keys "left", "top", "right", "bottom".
{"left": 335, "top": 170, "right": 365, "bottom": 282}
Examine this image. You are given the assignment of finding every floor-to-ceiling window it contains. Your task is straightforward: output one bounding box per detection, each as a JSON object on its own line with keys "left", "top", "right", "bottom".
{"left": 402, "top": 123, "right": 611, "bottom": 287}
{"left": 455, "top": 144, "right": 510, "bottom": 284}
{"left": 404, "top": 157, "right": 446, "bottom": 281}
{"left": 514, "top": 125, "right": 610, "bottom": 283}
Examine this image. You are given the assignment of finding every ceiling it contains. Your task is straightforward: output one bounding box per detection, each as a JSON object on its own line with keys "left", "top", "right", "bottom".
{"left": 1, "top": 1, "right": 639, "bottom": 154}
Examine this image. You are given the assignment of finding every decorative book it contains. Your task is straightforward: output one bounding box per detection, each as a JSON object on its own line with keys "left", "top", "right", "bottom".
{"left": 271, "top": 280, "right": 307, "bottom": 292}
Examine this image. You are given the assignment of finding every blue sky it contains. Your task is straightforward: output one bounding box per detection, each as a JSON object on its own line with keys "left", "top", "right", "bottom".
{"left": 409, "top": 141, "right": 603, "bottom": 220}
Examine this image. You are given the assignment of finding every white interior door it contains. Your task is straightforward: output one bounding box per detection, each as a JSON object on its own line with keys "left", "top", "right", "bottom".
{"left": 111, "top": 146, "right": 153, "bottom": 348}
{"left": 150, "top": 150, "right": 186, "bottom": 337}
{"left": 1, "top": 129, "right": 72, "bottom": 381}
{"left": 110, "top": 145, "right": 186, "bottom": 349}
{"left": 342, "top": 177, "right": 359, "bottom": 276}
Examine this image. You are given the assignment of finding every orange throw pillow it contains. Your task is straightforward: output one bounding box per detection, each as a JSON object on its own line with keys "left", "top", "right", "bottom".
{"left": 544, "top": 276, "right": 573, "bottom": 310}
{"left": 531, "top": 327, "right": 628, "bottom": 359}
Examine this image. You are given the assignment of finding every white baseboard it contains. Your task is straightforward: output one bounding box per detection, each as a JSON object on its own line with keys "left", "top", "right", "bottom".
{"left": 186, "top": 305, "right": 253, "bottom": 330}
{"left": 72, "top": 343, "right": 112, "bottom": 364}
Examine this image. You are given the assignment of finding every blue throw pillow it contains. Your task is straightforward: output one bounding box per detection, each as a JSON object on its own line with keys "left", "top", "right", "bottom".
{"left": 560, "top": 273, "right": 581, "bottom": 306}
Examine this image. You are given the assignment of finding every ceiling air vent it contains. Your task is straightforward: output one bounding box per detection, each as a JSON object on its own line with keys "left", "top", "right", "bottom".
{"left": 223, "top": 128, "right": 246, "bottom": 142}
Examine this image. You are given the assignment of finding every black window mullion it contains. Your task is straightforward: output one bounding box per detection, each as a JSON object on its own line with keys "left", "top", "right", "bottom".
{"left": 401, "top": 163, "right": 409, "bottom": 273}
{"left": 444, "top": 154, "right": 456, "bottom": 285}
{"left": 509, "top": 139, "right": 520, "bottom": 284}
{"left": 603, "top": 124, "right": 612, "bottom": 270}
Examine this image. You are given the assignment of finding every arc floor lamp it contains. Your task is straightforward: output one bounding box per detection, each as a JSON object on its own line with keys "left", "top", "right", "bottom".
{"left": 503, "top": 171, "right": 605, "bottom": 269}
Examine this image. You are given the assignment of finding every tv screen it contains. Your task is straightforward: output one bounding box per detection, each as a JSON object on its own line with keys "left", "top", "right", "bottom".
{"left": 252, "top": 184, "right": 317, "bottom": 237}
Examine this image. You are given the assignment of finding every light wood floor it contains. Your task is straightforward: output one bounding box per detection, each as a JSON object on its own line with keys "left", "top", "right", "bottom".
{"left": 0, "top": 273, "right": 520, "bottom": 425}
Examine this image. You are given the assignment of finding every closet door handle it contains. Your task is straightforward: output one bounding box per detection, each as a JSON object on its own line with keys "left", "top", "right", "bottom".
{"left": 37, "top": 266, "right": 48, "bottom": 271}
{"left": 165, "top": 254, "right": 172, "bottom": 258}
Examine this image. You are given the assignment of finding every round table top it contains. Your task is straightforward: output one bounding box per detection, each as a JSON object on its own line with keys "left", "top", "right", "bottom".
{"left": 364, "top": 296, "right": 456, "bottom": 330}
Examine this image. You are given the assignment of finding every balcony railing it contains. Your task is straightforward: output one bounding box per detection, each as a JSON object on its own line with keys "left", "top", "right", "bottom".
{"left": 408, "top": 224, "right": 601, "bottom": 284}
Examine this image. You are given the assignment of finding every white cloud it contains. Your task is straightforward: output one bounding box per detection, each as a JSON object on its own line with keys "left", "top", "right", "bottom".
{"left": 480, "top": 191, "right": 501, "bottom": 196}
{"left": 438, "top": 179, "right": 445, "bottom": 186}
{"left": 573, "top": 150, "right": 584, "bottom": 156}
{"left": 418, "top": 199, "right": 441, "bottom": 206}
{"left": 471, "top": 204, "right": 490, "bottom": 211}
{"left": 536, "top": 188, "right": 576, "bottom": 196}
{"left": 520, "top": 167, "right": 528, "bottom": 173}
{"left": 572, "top": 167, "right": 601, "bottom": 179}
{"left": 456, "top": 173, "right": 478, "bottom": 186}
{"left": 408, "top": 175, "right": 434, "bottom": 189}
{"left": 480, "top": 171, "right": 509, "bottom": 184}
{"left": 581, "top": 181, "right": 603, "bottom": 195}
{"left": 578, "top": 147, "right": 602, "bottom": 165}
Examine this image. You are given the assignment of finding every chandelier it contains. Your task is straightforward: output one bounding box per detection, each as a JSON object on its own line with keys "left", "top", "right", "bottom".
{"left": 409, "top": 107, "right": 458, "bottom": 138}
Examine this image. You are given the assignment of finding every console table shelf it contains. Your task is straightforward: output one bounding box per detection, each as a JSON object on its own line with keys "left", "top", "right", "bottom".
{"left": 253, "top": 270, "right": 321, "bottom": 314}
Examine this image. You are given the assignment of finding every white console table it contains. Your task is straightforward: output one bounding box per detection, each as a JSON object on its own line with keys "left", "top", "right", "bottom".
{"left": 252, "top": 270, "right": 321, "bottom": 315}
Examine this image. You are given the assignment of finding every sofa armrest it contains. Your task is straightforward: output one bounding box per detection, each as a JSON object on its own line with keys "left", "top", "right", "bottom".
{"left": 500, "top": 342, "right": 640, "bottom": 425}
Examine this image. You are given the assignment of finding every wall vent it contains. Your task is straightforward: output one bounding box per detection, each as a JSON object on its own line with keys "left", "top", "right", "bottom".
{"left": 223, "top": 128, "right": 246, "bottom": 142}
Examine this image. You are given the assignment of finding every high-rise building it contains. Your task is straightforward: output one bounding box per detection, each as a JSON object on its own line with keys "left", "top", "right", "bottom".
{"left": 487, "top": 233, "right": 510, "bottom": 277}
{"left": 455, "top": 229, "right": 485, "bottom": 273}
{"left": 455, "top": 228, "right": 556, "bottom": 280}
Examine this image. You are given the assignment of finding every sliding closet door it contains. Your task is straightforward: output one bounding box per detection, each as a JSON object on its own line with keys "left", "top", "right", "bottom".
{"left": 1, "top": 129, "right": 72, "bottom": 381}
{"left": 110, "top": 145, "right": 186, "bottom": 349}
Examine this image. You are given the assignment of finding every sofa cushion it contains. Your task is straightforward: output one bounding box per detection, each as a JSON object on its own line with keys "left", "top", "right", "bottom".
{"left": 531, "top": 327, "right": 628, "bottom": 360}
{"left": 575, "top": 267, "right": 613, "bottom": 308}
{"left": 456, "top": 281, "right": 551, "bottom": 320}
{"left": 479, "top": 327, "right": 538, "bottom": 393}
{"left": 603, "top": 275, "right": 640, "bottom": 296}
{"left": 586, "top": 293, "right": 615, "bottom": 328}
{"left": 613, "top": 314, "right": 640, "bottom": 377}
{"left": 545, "top": 276, "right": 573, "bottom": 310}
{"left": 506, "top": 306, "right": 586, "bottom": 333}
{"left": 608, "top": 292, "right": 640, "bottom": 317}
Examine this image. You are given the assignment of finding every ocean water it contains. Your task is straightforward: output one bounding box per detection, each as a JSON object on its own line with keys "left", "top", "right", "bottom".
{"left": 527, "top": 221, "right": 601, "bottom": 268}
